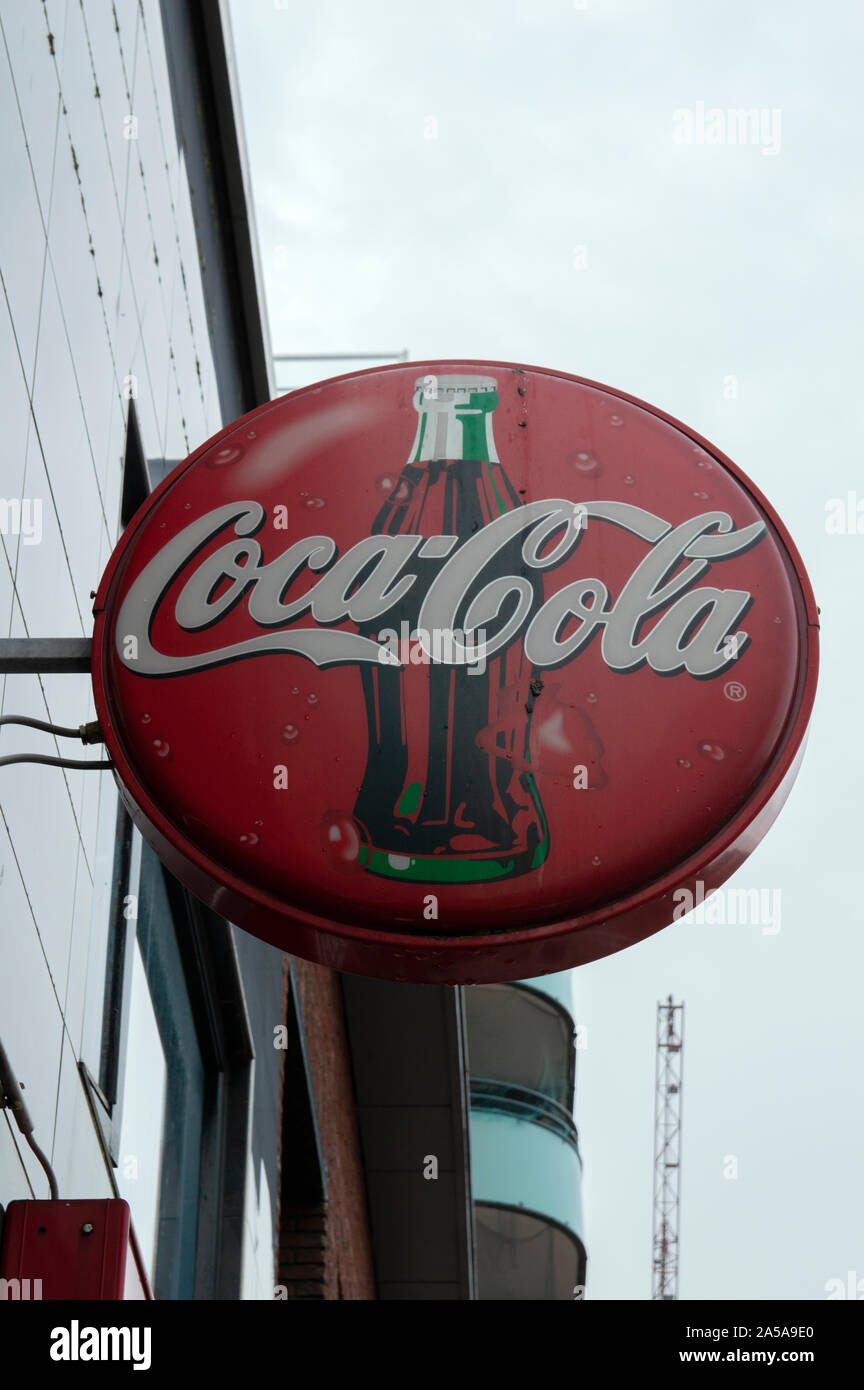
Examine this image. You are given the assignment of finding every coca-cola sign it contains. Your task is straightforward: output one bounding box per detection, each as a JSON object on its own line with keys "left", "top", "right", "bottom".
{"left": 92, "top": 362, "right": 818, "bottom": 983}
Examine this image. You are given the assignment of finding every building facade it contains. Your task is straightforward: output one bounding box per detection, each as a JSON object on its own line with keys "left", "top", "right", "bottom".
{"left": 467, "top": 974, "right": 586, "bottom": 1299}
{"left": 0, "top": 0, "right": 339, "bottom": 1301}
{"left": 0, "top": 0, "right": 585, "bottom": 1301}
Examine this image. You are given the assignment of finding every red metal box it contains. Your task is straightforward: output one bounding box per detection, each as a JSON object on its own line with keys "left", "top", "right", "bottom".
{"left": 0, "top": 1199, "right": 152, "bottom": 1300}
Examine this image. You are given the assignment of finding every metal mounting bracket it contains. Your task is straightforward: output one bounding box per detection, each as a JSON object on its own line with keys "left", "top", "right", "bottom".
{"left": 0, "top": 639, "right": 93, "bottom": 675}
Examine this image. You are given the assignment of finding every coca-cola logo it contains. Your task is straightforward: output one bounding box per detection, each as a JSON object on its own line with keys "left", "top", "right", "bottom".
{"left": 114, "top": 499, "right": 764, "bottom": 679}
{"left": 92, "top": 362, "right": 818, "bottom": 983}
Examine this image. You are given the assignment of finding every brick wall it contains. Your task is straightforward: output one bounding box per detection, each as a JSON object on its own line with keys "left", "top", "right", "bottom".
{"left": 278, "top": 1203, "right": 328, "bottom": 1299}
{"left": 280, "top": 959, "right": 376, "bottom": 1301}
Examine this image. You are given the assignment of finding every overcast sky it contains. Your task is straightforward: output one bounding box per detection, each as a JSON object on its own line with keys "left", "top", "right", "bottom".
{"left": 228, "top": 0, "right": 863, "bottom": 1300}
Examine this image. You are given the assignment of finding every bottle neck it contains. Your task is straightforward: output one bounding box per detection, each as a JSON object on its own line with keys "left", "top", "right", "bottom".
{"left": 408, "top": 404, "right": 499, "bottom": 463}
{"left": 407, "top": 380, "right": 500, "bottom": 463}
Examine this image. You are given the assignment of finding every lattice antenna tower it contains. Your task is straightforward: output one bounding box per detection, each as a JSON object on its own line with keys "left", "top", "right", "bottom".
{"left": 652, "top": 995, "right": 684, "bottom": 1300}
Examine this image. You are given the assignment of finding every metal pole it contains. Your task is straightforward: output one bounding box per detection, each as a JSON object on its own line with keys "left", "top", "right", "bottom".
{"left": 0, "top": 638, "right": 92, "bottom": 674}
{"left": 272, "top": 351, "right": 408, "bottom": 361}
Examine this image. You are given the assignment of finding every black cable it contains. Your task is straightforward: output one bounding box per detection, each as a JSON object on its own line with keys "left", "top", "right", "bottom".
{"left": 0, "top": 754, "right": 113, "bottom": 770}
{"left": 0, "top": 1034, "right": 60, "bottom": 1200}
{"left": 23, "top": 1131, "right": 60, "bottom": 1201}
{"left": 0, "top": 714, "right": 80, "bottom": 738}
{"left": 0, "top": 715, "right": 104, "bottom": 743}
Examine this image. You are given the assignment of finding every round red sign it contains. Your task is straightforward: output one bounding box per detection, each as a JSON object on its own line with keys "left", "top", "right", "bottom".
{"left": 92, "top": 362, "right": 818, "bottom": 983}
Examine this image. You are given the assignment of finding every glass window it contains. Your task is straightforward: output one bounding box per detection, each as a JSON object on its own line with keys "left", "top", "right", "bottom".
{"left": 115, "top": 940, "right": 168, "bottom": 1278}
{"left": 466, "top": 983, "right": 575, "bottom": 1110}
{"left": 118, "top": 844, "right": 207, "bottom": 1298}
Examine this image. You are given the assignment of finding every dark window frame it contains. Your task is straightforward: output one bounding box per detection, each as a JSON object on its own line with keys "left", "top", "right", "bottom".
{"left": 120, "top": 399, "right": 152, "bottom": 528}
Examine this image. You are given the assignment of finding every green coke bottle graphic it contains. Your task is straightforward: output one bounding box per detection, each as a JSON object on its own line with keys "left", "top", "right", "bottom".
{"left": 352, "top": 375, "right": 550, "bottom": 883}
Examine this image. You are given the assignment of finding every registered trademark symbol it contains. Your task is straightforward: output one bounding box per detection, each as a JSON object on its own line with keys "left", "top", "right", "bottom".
{"left": 724, "top": 680, "right": 747, "bottom": 702}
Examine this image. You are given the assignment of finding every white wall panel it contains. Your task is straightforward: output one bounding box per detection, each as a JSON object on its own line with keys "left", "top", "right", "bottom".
{"left": 0, "top": 0, "right": 265, "bottom": 1295}
{"left": 51, "top": 1034, "right": 114, "bottom": 1200}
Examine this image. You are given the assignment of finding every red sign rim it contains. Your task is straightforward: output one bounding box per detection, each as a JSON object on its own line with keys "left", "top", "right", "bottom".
{"left": 91, "top": 361, "right": 819, "bottom": 983}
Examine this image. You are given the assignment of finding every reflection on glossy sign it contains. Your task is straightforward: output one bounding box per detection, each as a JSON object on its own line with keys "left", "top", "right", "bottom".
{"left": 92, "top": 362, "right": 818, "bottom": 983}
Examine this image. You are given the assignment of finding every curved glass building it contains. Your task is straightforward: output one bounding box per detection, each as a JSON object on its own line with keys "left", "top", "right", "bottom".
{"left": 466, "top": 973, "right": 586, "bottom": 1300}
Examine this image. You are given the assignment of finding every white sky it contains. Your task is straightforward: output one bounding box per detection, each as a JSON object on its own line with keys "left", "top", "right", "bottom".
{"left": 228, "top": 0, "right": 863, "bottom": 1299}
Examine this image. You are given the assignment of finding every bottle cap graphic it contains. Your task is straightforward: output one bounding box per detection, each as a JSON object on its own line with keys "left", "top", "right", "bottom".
{"left": 410, "top": 375, "right": 500, "bottom": 461}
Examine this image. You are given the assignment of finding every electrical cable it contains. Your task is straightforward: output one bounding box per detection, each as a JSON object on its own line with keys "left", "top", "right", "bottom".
{"left": 0, "top": 754, "right": 113, "bottom": 770}
{"left": 0, "top": 715, "right": 81, "bottom": 737}
{"left": 0, "top": 1034, "right": 60, "bottom": 1200}
{"left": 22, "top": 1131, "right": 60, "bottom": 1202}
{"left": 0, "top": 716, "right": 109, "bottom": 767}
{"left": 0, "top": 715, "right": 105, "bottom": 743}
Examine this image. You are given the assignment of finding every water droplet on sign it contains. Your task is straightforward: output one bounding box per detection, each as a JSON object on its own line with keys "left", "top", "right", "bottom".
{"left": 567, "top": 450, "right": 601, "bottom": 479}
{"left": 321, "top": 810, "right": 366, "bottom": 874}
{"left": 207, "top": 444, "right": 243, "bottom": 468}
{"left": 698, "top": 741, "right": 725, "bottom": 762}
{"left": 152, "top": 738, "right": 171, "bottom": 759}
{"left": 281, "top": 723, "right": 300, "bottom": 744}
